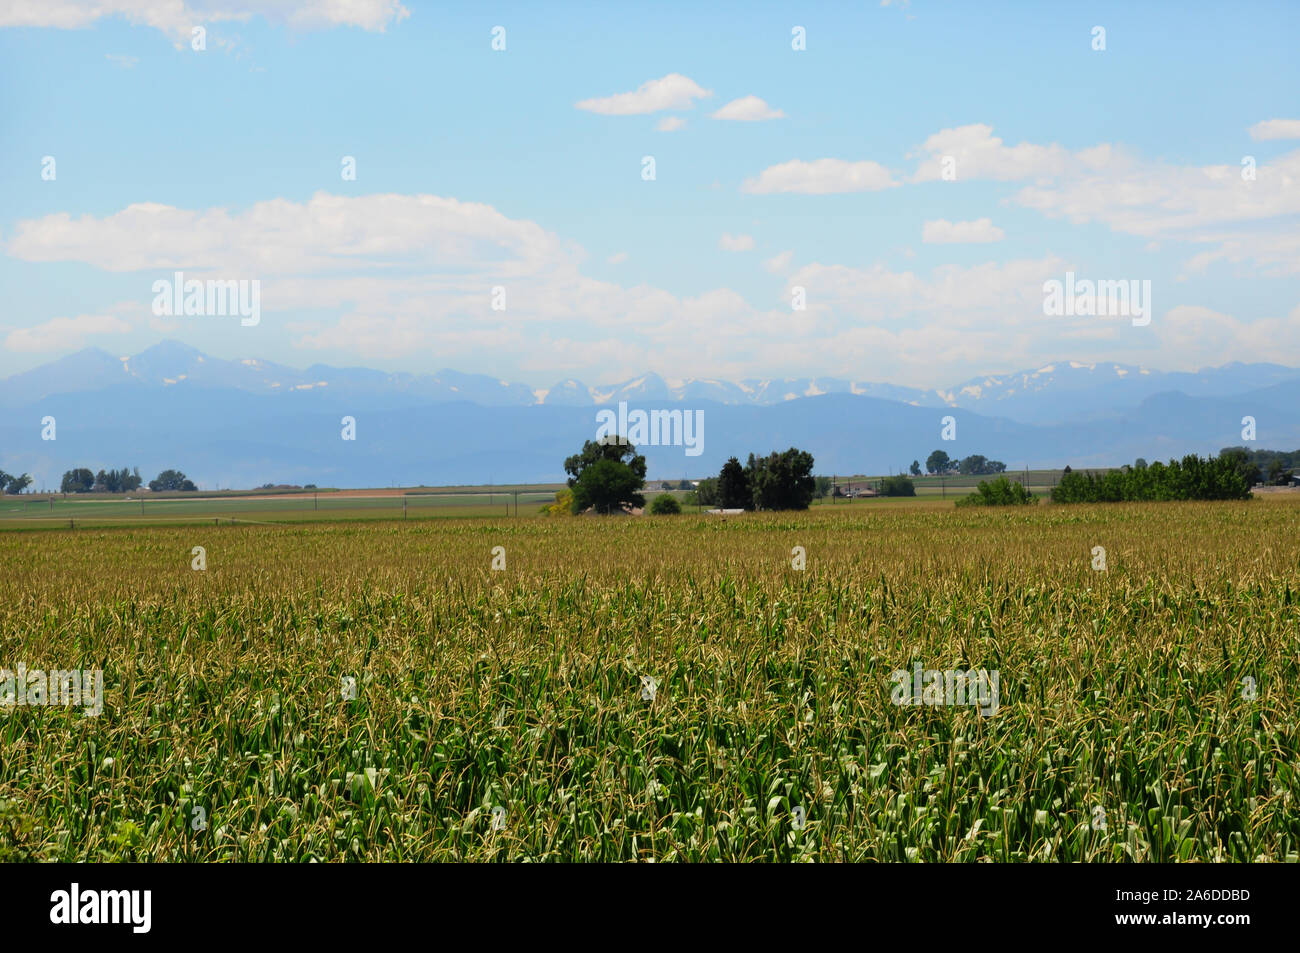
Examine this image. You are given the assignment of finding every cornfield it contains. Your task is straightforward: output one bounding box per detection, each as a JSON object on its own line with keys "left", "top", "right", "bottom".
{"left": 2, "top": 497, "right": 1297, "bottom": 861}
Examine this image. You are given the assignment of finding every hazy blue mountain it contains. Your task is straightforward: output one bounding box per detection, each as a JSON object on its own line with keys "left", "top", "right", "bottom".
{"left": 0, "top": 347, "right": 133, "bottom": 404}
{"left": 4, "top": 386, "right": 1298, "bottom": 491}
{"left": 592, "top": 372, "right": 674, "bottom": 404}
{"left": 10, "top": 343, "right": 1296, "bottom": 415}
{"left": 941, "top": 361, "right": 1300, "bottom": 424}
{"left": 733, "top": 377, "right": 945, "bottom": 407}
{"left": 673, "top": 379, "right": 751, "bottom": 404}
{"left": 538, "top": 379, "right": 594, "bottom": 406}
{"left": 4, "top": 345, "right": 1299, "bottom": 490}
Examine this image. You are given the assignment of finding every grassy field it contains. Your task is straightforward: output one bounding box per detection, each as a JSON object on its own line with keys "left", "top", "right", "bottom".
{"left": 829, "top": 469, "right": 1076, "bottom": 499}
{"left": 2, "top": 497, "right": 1298, "bottom": 861}
{"left": 0, "top": 471, "right": 1071, "bottom": 529}
{"left": 0, "top": 488, "right": 561, "bottom": 529}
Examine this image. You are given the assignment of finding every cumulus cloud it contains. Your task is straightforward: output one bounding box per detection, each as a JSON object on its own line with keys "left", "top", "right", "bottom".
{"left": 0, "top": 192, "right": 1072, "bottom": 381}
{"left": 656, "top": 116, "right": 686, "bottom": 132}
{"left": 786, "top": 256, "right": 1064, "bottom": 325}
{"left": 763, "top": 250, "right": 794, "bottom": 274}
{"left": 0, "top": 193, "right": 1033, "bottom": 381}
{"left": 0, "top": 1, "right": 410, "bottom": 44}
{"left": 575, "top": 73, "right": 711, "bottom": 115}
{"left": 7, "top": 191, "right": 1288, "bottom": 386}
{"left": 742, "top": 158, "right": 896, "bottom": 194}
{"left": 1179, "top": 229, "right": 1300, "bottom": 276}
{"left": 909, "top": 123, "right": 1069, "bottom": 183}
{"left": 719, "top": 233, "right": 755, "bottom": 252}
{"left": 922, "top": 218, "right": 1005, "bottom": 244}
{"left": 1158, "top": 303, "right": 1300, "bottom": 365}
{"left": 901, "top": 123, "right": 1300, "bottom": 272}
{"left": 1249, "top": 119, "right": 1300, "bottom": 141}
{"left": 1014, "top": 149, "right": 1300, "bottom": 240}
{"left": 7, "top": 192, "right": 577, "bottom": 278}
{"left": 711, "top": 95, "right": 784, "bottom": 121}
{"left": 5, "top": 313, "right": 132, "bottom": 352}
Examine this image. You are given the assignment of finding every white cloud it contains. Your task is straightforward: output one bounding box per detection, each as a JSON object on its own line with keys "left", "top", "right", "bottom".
{"left": 10, "top": 191, "right": 1289, "bottom": 386}
{"left": 763, "top": 250, "right": 794, "bottom": 274}
{"left": 922, "top": 217, "right": 1005, "bottom": 244}
{"left": 711, "top": 95, "right": 784, "bottom": 121}
{"left": 7, "top": 192, "right": 576, "bottom": 277}
{"left": 1015, "top": 149, "right": 1300, "bottom": 240}
{"left": 0, "top": 1, "right": 410, "bottom": 43}
{"left": 902, "top": 123, "right": 1300, "bottom": 272}
{"left": 0, "top": 192, "right": 1071, "bottom": 382}
{"left": 742, "top": 158, "right": 896, "bottom": 194}
{"left": 2, "top": 192, "right": 1053, "bottom": 382}
{"left": 1249, "top": 119, "right": 1300, "bottom": 141}
{"left": 1179, "top": 229, "right": 1300, "bottom": 276}
{"left": 606, "top": 252, "right": 628, "bottom": 264}
{"left": 1158, "top": 303, "right": 1300, "bottom": 365}
{"left": 787, "top": 256, "right": 1063, "bottom": 324}
{"left": 105, "top": 53, "right": 138, "bottom": 68}
{"left": 909, "top": 123, "right": 1069, "bottom": 182}
{"left": 656, "top": 116, "right": 686, "bottom": 132}
{"left": 575, "top": 73, "right": 711, "bottom": 116}
{"left": 5, "top": 313, "right": 131, "bottom": 353}
{"left": 719, "top": 233, "right": 755, "bottom": 252}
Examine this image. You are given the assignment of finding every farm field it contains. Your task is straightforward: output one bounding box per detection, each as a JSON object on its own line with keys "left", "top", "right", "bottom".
{"left": 0, "top": 472, "right": 1079, "bottom": 530}
{"left": 2, "top": 497, "right": 1298, "bottom": 861}
{"left": 0, "top": 487, "right": 561, "bottom": 529}
{"left": 829, "top": 469, "right": 1078, "bottom": 499}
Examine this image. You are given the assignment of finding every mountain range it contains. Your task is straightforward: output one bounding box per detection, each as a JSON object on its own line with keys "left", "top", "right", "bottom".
{"left": 2, "top": 341, "right": 1298, "bottom": 489}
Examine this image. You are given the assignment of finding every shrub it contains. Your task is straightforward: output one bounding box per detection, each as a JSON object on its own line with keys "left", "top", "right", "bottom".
{"left": 880, "top": 475, "right": 916, "bottom": 497}
{"left": 747, "top": 448, "right": 816, "bottom": 511}
{"left": 649, "top": 493, "right": 681, "bottom": 515}
{"left": 1050, "top": 453, "right": 1252, "bottom": 503}
{"left": 956, "top": 476, "right": 1038, "bottom": 507}
{"left": 541, "top": 488, "right": 574, "bottom": 515}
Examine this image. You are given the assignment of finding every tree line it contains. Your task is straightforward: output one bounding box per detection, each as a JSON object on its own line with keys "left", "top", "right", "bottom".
{"left": 559, "top": 439, "right": 818, "bottom": 514}
{"left": 1218, "top": 446, "right": 1297, "bottom": 485}
{"left": 0, "top": 470, "right": 33, "bottom": 495}
{"left": 692, "top": 449, "right": 817, "bottom": 511}
{"left": 60, "top": 467, "right": 197, "bottom": 493}
{"left": 924, "top": 450, "right": 1007, "bottom": 476}
{"left": 558, "top": 436, "right": 1042, "bottom": 514}
{"left": 1048, "top": 452, "right": 1255, "bottom": 503}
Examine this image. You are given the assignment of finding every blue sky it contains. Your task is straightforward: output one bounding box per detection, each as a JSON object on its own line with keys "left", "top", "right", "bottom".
{"left": 2, "top": 0, "right": 1298, "bottom": 389}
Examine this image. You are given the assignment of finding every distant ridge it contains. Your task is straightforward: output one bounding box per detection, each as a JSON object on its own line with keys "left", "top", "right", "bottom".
{"left": 5, "top": 342, "right": 1297, "bottom": 423}
{"left": 2, "top": 341, "right": 1299, "bottom": 491}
